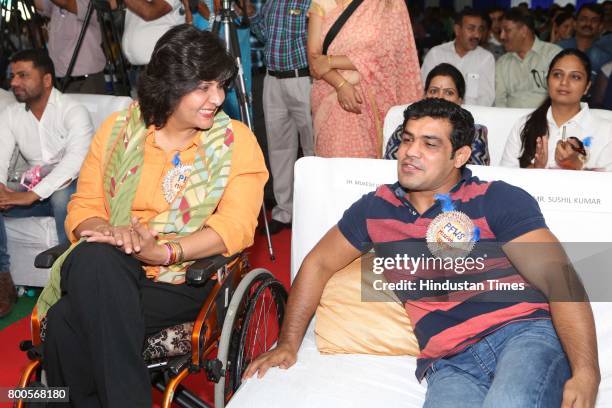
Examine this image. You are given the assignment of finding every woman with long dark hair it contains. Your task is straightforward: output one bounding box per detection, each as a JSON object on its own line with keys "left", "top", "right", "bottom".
{"left": 501, "top": 48, "right": 612, "bottom": 171}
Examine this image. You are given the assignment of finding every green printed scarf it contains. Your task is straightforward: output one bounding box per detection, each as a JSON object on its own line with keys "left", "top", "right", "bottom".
{"left": 37, "top": 102, "right": 234, "bottom": 318}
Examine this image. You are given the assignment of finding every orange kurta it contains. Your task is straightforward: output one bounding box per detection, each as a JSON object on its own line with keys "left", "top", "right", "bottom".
{"left": 65, "top": 112, "right": 269, "bottom": 256}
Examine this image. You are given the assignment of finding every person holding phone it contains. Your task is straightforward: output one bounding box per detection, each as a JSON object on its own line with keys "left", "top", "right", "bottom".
{"left": 501, "top": 48, "right": 612, "bottom": 171}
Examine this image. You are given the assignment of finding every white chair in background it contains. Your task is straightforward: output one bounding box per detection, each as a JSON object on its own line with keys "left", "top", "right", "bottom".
{"left": 5, "top": 93, "right": 132, "bottom": 287}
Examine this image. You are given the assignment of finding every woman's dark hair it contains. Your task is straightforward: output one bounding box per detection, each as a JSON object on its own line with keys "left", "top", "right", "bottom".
{"left": 402, "top": 98, "right": 475, "bottom": 157}
{"left": 425, "top": 63, "right": 466, "bottom": 100}
{"left": 554, "top": 11, "right": 574, "bottom": 27}
{"left": 138, "top": 24, "right": 237, "bottom": 128}
{"left": 518, "top": 48, "right": 591, "bottom": 168}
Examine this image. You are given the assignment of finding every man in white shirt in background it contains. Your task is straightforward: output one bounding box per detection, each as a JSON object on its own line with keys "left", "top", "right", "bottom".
{"left": 0, "top": 49, "right": 94, "bottom": 317}
{"left": 420, "top": 9, "right": 495, "bottom": 106}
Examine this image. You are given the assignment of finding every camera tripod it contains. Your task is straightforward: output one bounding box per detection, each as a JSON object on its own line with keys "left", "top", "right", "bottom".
{"left": 0, "top": 0, "right": 45, "bottom": 55}
{"left": 212, "top": 0, "right": 275, "bottom": 260}
{"left": 61, "top": 0, "right": 130, "bottom": 95}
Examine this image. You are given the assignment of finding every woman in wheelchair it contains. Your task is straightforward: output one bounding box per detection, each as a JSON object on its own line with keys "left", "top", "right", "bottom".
{"left": 501, "top": 48, "right": 612, "bottom": 171}
{"left": 24, "top": 25, "right": 273, "bottom": 407}
{"left": 383, "top": 63, "right": 490, "bottom": 166}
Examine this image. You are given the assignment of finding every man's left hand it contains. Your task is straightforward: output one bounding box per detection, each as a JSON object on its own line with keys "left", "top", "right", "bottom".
{"left": 562, "top": 371, "right": 600, "bottom": 408}
{"left": 0, "top": 190, "right": 39, "bottom": 207}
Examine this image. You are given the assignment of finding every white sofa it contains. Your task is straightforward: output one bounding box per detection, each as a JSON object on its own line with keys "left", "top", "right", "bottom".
{"left": 5, "top": 93, "right": 132, "bottom": 287}
{"left": 228, "top": 157, "right": 612, "bottom": 407}
{"left": 383, "top": 104, "right": 612, "bottom": 166}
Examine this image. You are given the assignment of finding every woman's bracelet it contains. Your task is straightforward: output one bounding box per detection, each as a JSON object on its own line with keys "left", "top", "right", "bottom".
{"left": 163, "top": 240, "right": 185, "bottom": 265}
{"left": 174, "top": 241, "right": 184, "bottom": 263}
{"left": 163, "top": 243, "right": 173, "bottom": 265}
{"left": 335, "top": 79, "right": 347, "bottom": 91}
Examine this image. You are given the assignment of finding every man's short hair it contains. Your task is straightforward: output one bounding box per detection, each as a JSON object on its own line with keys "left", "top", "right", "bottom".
{"left": 454, "top": 8, "right": 483, "bottom": 25}
{"left": 9, "top": 49, "right": 55, "bottom": 81}
{"left": 554, "top": 12, "right": 574, "bottom": 27}
{"left": 402, "top": 98, "right": 475, "bottom": 155}
{"left": 577, "top": 3, "right": 604, "bottom": 19}
{"left": 487, "top": 6, "right": 504, "bottom": 15}
{"left": 138, "top": 24, "right": 237, "bottom": 129}
{"left": 503, "top": 7, "right": 536, "bottom": 34}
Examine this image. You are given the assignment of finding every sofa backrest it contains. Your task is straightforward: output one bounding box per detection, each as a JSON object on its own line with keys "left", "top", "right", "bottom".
{"left": 383, "top": 104, "right": 612, "bottom": 167}
{"left": 67, "top": 93, "right": 133, "bottom": 129}
{"left": 292, "top": 157, "right": 612, "bottom": 298}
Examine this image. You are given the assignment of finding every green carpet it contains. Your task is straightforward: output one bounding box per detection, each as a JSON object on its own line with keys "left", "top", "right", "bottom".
{"left": 0, "top": 287, "right": 40, "bottom": 330}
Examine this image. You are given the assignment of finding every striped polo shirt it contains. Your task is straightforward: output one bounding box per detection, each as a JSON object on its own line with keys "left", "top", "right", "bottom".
{"left": 337, "top": 168, "right": 551, "bottom": 380}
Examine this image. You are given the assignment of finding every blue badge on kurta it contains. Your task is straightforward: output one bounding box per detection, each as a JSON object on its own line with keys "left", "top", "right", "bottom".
{"left": 162, "top": 152, "right": 193, "bottom": 203}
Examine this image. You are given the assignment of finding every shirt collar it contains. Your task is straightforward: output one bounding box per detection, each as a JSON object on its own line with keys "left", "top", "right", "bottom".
{"left": 511, "top": 36, "right": 543, "bottom": 60}
{"left": 24, "top": 87, "right": 60, "bottom": 112}
{"left": 530, "top": 37, "right": 545, "bottom": 56}
{"left": 546, "top": 102, "right": 591, "bottom": 131}
{"left": 146, "top": 128, "right": 201, "bottom": 150}
{"left": 47, "top": 87, "right": 61, "bottom": 107}
{"left": 451, "top": 40, "right": 477, "bottom": 58}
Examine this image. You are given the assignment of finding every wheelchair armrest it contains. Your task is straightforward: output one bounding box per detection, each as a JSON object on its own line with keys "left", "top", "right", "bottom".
{"left": 34, "top": 242, "right": 71, "bottom": 269}
{"left": 186, "top": 253, "right": 240, "bottom": 286}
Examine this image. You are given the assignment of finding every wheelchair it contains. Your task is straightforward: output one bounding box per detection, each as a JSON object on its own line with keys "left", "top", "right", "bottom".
{"left": 15, "top": 243, "right": 288, "bottom": 408}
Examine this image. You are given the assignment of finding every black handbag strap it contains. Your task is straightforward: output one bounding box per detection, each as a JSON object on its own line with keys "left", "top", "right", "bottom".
{"left": 322, "top": 0, "right": 365, "bottom": 55}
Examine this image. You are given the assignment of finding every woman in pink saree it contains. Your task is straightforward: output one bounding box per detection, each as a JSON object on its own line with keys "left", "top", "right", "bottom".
{"left": 308, "top": 0, "right": 422, "bottom": 158}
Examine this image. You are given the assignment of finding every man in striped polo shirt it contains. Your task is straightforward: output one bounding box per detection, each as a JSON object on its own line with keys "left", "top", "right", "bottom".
{"left": 244, "top": 98, "right": 600, "bottom": 407}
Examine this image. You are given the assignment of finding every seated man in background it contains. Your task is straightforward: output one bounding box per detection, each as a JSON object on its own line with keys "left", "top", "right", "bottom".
{"left": 496, "top": 8, "right": 562, "bottom": 108}
{"left": 421, "top": 8, "right": 495, "bottom": 106}
{"left": 245, "top": 99, "right": 600, "bottom": 408}
{"left": 480, "top": 11, "right": 505, "bottom": 61}
{"left": 558, "top": 4, "right": 604, "bottom": 53}
{"left": 557, "top": 4, "right": 611, "bottom": 87}
{"left": 0, "top": 49, "right": 94, "bottom": 317}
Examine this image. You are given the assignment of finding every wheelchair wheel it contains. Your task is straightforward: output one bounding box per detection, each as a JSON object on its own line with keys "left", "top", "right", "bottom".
{"left": 214, "top": 268, "right": 287, "bottom": 407}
